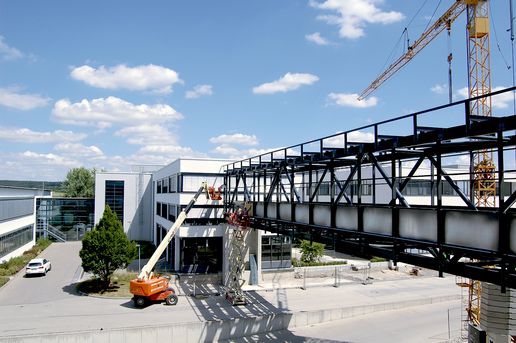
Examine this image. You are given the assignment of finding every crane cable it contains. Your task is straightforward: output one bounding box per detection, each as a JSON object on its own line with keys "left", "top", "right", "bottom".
{"left": 378, "top": 0, "right": 431, "bottom": 75}
{"left": 489, "top": 1, "right": 511, "bottom": 70}
{"left": 510, "top": 0, "right": 516, "bottom": 163}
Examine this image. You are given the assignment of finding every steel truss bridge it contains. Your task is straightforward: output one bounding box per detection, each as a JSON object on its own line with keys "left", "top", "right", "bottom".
{"left": 223, "top": 87, "right": 516, "bottom": 291}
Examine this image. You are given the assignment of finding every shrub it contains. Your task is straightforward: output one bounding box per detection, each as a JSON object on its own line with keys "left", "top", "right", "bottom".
{"left": 299, "top": 240, "right": 325, "bottom": 263}
{"left": 292, "top": 257, "right": 347, "bottom": 267}
{"left": 80, "top": 206, "right": 137, "bottom": 288}
{"left": 370, "top": 256, "right": 387, "bottom": 263}
{"left": 0, "top": 276, "right": 8, "bottom": 288}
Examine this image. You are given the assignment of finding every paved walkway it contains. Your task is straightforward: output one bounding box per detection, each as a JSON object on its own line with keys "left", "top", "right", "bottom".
{"left": 0, "top": 242, "right": 461, "bottom": 342}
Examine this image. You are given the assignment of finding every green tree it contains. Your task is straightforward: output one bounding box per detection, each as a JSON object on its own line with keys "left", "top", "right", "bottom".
{"left": 62, "top": 167, "right": 95, "bottom": 197}
{"left": 79, "top": 205, "right": 137, "bottom": 287}
{"left": 299, "top": 240, "right": 325, "bottom": 263}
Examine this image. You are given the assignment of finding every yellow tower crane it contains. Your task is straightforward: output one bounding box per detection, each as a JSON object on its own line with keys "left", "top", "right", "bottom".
{"left": 357, "top": 0, "right": 495, "bottom": 335}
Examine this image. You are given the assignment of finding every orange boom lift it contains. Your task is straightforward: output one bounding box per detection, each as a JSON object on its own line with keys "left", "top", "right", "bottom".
{"left": 130, "top": 182, "right": 221, "bottom": 307}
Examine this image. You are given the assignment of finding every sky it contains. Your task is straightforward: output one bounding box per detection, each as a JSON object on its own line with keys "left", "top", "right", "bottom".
{"left": 0, "top": 0, "right": 515, "bottom": 181}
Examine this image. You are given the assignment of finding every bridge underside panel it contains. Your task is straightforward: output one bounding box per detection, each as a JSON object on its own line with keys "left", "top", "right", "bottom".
{"left": 399, "top": 208, "right": 437, "bottom": 242}
{"left": 445, "top": 211, "right": 499, "bottom": 251}
{"left": 296, "top": 204, "right": 309, "bottom": 224}
{"left": 364, "top": 207, "right": 392, "bottom": 235}
{"left": 336, "top": 207, "right": 358, "bottom": 230}
{"left": 255, "top": 202, "right": 502, "bottom": 251}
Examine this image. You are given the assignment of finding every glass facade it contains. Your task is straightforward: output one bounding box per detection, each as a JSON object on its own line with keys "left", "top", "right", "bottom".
{"left": 0, "top": 226, "right": 33, "bottom": 259}
{"left": 105, "top": 180, "right": 124, "bottom": 223}
{"left": 261, "top": 235, "right": 292, "bottom": 269}
{"left": 180, "top": 237, "right": 222, "bottom": 273}
{"left": 36, "top": 198, "right": 94, "bottom": 241}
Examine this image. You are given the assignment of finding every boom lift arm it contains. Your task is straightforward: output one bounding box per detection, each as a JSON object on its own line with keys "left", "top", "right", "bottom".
{"left": 130, "top": 182, "right": 210, "bottom": 307}
{"left": 137, "top": 182, "right": 209, "bottom": 280}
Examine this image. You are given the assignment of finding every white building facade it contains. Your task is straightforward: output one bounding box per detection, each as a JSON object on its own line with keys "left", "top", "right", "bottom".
{"left": 94, "top": 170, "right": 153, "bottom": 241}
{"left": 152, "top": 158, "right": 229, "bottom": 274}
{"left": 0, "top": 186, "right": 50, "bottom": 263}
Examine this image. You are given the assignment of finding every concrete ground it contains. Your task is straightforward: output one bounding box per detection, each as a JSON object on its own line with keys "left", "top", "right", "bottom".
{"left": 0, "top": 242, "right": 463, "bottom": 342}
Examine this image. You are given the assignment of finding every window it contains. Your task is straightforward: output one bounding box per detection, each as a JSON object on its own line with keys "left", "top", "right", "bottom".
{"left": 161, "top": 203, "right": 168, "bottom": 219}
{"left": 156, "top": 202, "right": 161, "bottom": 216}
{"left": 402, "top": 180, "right": 432, "bottom": 196}
{"left": 105, "top": 180, "right": 124, "bottom": 223}
{"left": 181, "top": 174, "right": 221, "bottom": 192}
{"left": 157, "top": 180, "right": 162, "bottom": 194}
{"left": 261, "top": 234, "right": 292, "bottom": 269}
{"left": 168, "top": 205, "right": 177, "bottom": 222}
{"left": 319, "top": 182, "right": 330, "bottom": 196}
{"left": 0, "top": 226, "right": 33, "bottom": 259}
{"left": 180, "top": 237, "right": 223, "bottom": 273}
{"left": 162, "top": 179, "right": 168, "bottom": 193}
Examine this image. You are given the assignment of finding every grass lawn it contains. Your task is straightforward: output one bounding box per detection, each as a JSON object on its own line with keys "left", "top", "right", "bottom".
{"left": 77, "top": 271, "right": 138, "bottom": 298}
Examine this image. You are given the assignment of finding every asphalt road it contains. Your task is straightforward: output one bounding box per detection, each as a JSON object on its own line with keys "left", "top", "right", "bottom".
{"left": 0, "top": 241, "right": 83, "bottom": 305}
{"left": 228, "top": 299, "right": 463, "bottom": 343}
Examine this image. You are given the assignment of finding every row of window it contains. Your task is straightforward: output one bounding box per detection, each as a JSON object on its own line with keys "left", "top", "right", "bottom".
{"left": 156, "top": 202, "right": 179, "bottom": 222}
{"left": 157, "top": 174, "right": 224, "bottom": 194}
{"left": 305, "top": 181, "right": 373, "bottom": 197}
{"left": 301, "top": 180, "right": 498, "bottom": 197}
{"left": 157, "top": 174, "right": 180, "bottom": 194}
{"left": 0, "top": 226, "right": 33, "bottom": 259}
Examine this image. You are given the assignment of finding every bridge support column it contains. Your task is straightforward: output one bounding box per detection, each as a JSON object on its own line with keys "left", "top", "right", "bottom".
{"left": 476, "top": 283, "right": 516, "bottom": 343}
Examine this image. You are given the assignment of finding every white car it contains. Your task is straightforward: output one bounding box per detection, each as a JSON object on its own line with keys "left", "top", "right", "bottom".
{"left": 25, "top": 258, "right": 51, "bottom": 276}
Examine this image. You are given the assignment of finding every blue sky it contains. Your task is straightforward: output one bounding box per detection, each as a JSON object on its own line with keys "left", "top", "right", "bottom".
{"left": 0, "top": 0, "right": 514, "bottom": 181}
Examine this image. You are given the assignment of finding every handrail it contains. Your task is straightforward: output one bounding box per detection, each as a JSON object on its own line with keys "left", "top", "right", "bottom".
{"left": 46, "top": 224, "right": 66, "bottom": 242}
{"left": 224, "top": 86, "right": 516, "bottom": 172}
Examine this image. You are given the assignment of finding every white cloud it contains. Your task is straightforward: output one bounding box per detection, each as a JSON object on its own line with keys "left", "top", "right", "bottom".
{"left": 0, "top": 127, "right": 86, "bottom": 143}
{"left": 310, "top": 0, "right": 404, "bottom": 39}
{"left": 324, "top": 130, "right": 374, "bottom": 147}
{"left": 211, "top": 143, "right": 297, "bottom": 160}
{"left": 431, "top": 84, "right": 447, "bottom": 95}
{"left": 305, "top": 32, "right": 331, "bottom": 45}
{"left": 115, "top": 124, "right": 179, "bottom": 146}
{"left": 21, "top": 151, "right": 80, "bottom": 168}
{"left": 70, "top": 64, "right": 183, "bottom": 94}
{"left": 253, "top": 73, "right": 319, "bottom": 94}
{"left": 185, "top": 84, "right": 213, "bottom": 99}
{"left": 348, "top": 130, "right": 374, "bottom": 142}
{"left": 52, "top": 96, "right": 183, "bottom": 129}
{"left": 213, "top": 144, "right": 241, "bottom": 156}
{"left": 209, "top": 133, "right": 259, "bottom": 146}
{"left": 328, "top": 92, "right": 378, "bottom": 108}
{"left": 457, "top": 86, "right": 514, "bottom": 109}
{"left": 138, "top": 145, "right": 202, "bottom": 156}
{"left": 0, "top": 87, "right": 51, "bottom": 110}
{"left": 0, "top": 36, "right": 23, "bottom": 61}
{"left": 0, "top": 151, "right": 81, "bottom": 180}
{"left": 54, "top": 143, "right": 103, "bottom": 158}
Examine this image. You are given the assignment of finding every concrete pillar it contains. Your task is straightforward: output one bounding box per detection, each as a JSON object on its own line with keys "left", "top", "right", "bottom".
{"left": 479, "top": 282, "right": 515, "bottom": 343}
